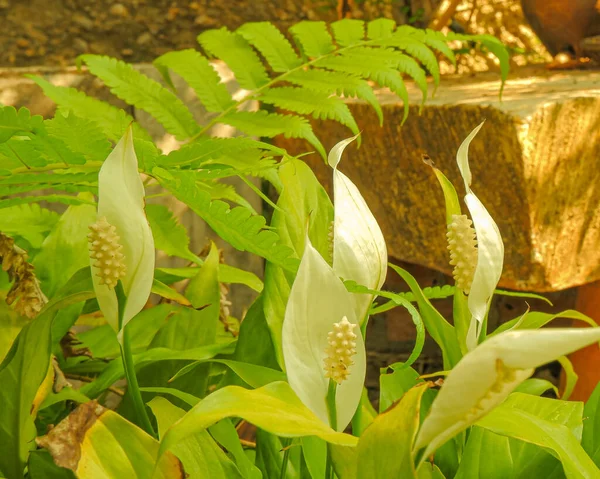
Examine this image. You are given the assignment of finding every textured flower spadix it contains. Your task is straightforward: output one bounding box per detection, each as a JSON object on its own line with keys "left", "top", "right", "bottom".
{"left": 328, "top": 136, "right": 388, "bottom": 325}
{"left": 282, "top": 237, "right": 366, "bottom": 431}
{"left": 415, "top": 327, "right": 600, "bottom": 458}
{"left": 88, "top": 126, "right": 155, "bottom": 337}
{"left": 456, "top": 123, "right": 504, "bottom": 347}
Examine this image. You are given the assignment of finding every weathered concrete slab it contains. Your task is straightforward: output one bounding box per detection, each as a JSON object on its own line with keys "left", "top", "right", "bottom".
{"left": 275, "top": 66, "right": 600, "bottom": 292}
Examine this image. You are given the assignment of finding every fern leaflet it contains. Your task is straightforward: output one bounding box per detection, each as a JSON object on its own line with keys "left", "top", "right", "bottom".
{"left": 237, "top": 22, "right": 302, "bottom": 72}
{"left": 331, "top": 19, "right": 365, "bottom": 47}
{"left": 154, "top": 49, "right": 235, "bottom": 113}
{"left": 79, "top": 55, "right": 200, "bottom": 140}
{"left": 289, "top": 21, "right": 335, "bottom": 58}
{"left": 0, "top": 106, "right": 43, "bottom": 143}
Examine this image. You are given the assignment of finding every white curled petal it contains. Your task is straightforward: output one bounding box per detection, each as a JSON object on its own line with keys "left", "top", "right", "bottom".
{"left": 415, "top": 327, "right": 600, "bottom": 457}
{"left": 94, "top": 126, "right": 155, "bottom": 335}
{"left": 465, "top": 193, "right": 504, "bottom": 327}
{"left": 282, "top": 237, "right": 364, "bottom": 431}
{"left": 329, "top": 136, "right": 388, "bottom": 324}
{"left": 456, "top": 121, "right": 484, "bottom": 192}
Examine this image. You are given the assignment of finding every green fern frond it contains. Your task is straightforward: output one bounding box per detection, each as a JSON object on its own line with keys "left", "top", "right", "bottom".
{"left": 237, "top": 22, "right": 302, "bottom": 72}
{"left": 146, "top": 203, "right": 200, "bottom": 264}
{"left": 0, "top": 172, "right": 97, "bottom": 197}
{"left": 45, "top": 113, "right": 112, "bottom": 162}
{"left": 26, "top": 75, "right": 150, "bottom": 142}
{"left": 260, "top": 87, "right": 359, "bottom": 138}
{"left": 0, "top": 106, "right": 43, "bottom": 143}
{"left": 78, "top": 55, "right": 200, "bottom": 140}
{"left": 219, "top": 110, "right": 325, "bottom": 159}
{"left": 331, "top": 19, "right": 365, "bottom": 47}
{"left": 156, "top": 170, "right": 298, "bottom": 272}
{"left": 0, "top": 204, "right": 59, "bottom": 248}
{"left": 371, "top": 71, "right": 410, "bottom": 123}
{"left": 196, "top": 178, "right": 257, "bottom": 212}
{"left": 289, "top": 21, "right": 335, "bottom": 58}
{"left": 421, "top": 29, "right": 457, "bottom": 65}
{"left": 367, "top": 18, "right": 396, "bottom": 40}
{"left": 0, "top": 194, "right": 94, "bottom": 209}
{"left": 198, "top": 28, "right": 270, "bottom": 90}
{"left": 153, "top": 49, "right": 235, "bottom": 113}
{"left": 286, "top": 69, "right": 383, "bottom": 125}
{"left": 0, "top": 139, "right": 47, "bottom": 169}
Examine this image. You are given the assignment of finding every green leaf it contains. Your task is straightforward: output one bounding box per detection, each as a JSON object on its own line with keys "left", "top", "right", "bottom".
{"left": 289, "top": 21, "right": 335, "bottom": 58}
{"left": 32, "top": 195, "right": 97, "bottom": 297}
{"left": 331, "top": 19, "right": 365, "bottom": 47}
{"left": 583, "top": 382, "right": 600, "bottom": 467}
{"left": 0, "top": 203, "right": 59, "bottom": 248}
{"left": 0, "top": 194, "right": 94, "bottom": 209}
{"left": 80, "top": 341, "right": 235, "bottom": 398}
{"left": 198, "top": 28, "right": 270, "bottom": 90}
{"left": 171, "top": 358, "right": 286, "bottom": 388}
{"left": 285, "top": 69, "right": 383, "bottom": 125}
{"left": 28, "top": 451, "right": 76, "bottom": 479}
{"left": 158, "top": 381, "right": 358, "bottom": 462}
{"left": 494, "top": 289, "right": 553, "bottom": 306}
{"left": 477, "top": 398, "right": 597, "bottom": 479}
{"left": 260, "top": 86, "right": 359, "bottom": 137}
{"left": 367, "top": 19, "right": 396, "bottom": 40}
{"left": 154, "top": 49, "right": 235, "bottom": 112}
{"left": 379, "top": 365, "right": 421, "bottom": 413}
{"left": 514, "top": 378, "right": 559, "bottom": 397}
{"left": 77, "top": 304, "right": 177, "bottom": 359}
{"left": 390, "top": 264, "right": 461, "bottom": 369}
{"left": 146, "top": 203, "right": 200, "bottom": 264}
{"left": 219, "top": 110, "right": 325, "bottom": 159}
{"left": 157, "top": 169, "right": 298, "bottom": 273}
{"left": 209, "top": 419, "right": 263, "bottom": 479}
{"left": 27, "top": 75, "right": 151, "bottom": 142}
{"left": 0, "top": 106, "right": 43, "bottom": 142}
{"left": 38, "top": 403, "right": 183, "bottom": 478}
{"left": 454, "top": 426, "right": 513, "bottom": 479}
{"left": 356, "top": 384, "right": 430, "bottom": 478}
{"left": 492, "top": 309, "right": 597, "bottom": 335}
{"left": 263, "top": 159, "right": 333, "bottom": 367}
{"left": 79, "top": 55, "right": 200, "bottom": 140}
{"left": 155, "top": 265, "right": 263, "bottom": 293}
{"left": 44, "top": 112, "right": 112, "bottom": 162}
{"left": 0, "top": 309, "right": 54, "bottom": 479}
{"left": 149, "top": 397, "right": 244, "bottom": 478}
{"left": 237, "top": 22, "right": 302, "bottom": 72}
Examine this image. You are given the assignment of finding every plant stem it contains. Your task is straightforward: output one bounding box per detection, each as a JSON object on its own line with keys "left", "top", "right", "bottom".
{"left": 279, "top": 438, "right": 292, "bottom": 479}
{"left": 325, "top": 379, "right": 338, "bottom": 479}
{"left": 116, "top": 282, "right": 156, "bottom": 438}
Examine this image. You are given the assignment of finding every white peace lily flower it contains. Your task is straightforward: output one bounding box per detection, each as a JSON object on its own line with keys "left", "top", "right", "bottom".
{"left": 88, "top": 126, "right": 155, "bottom": 338}
{"left": 328, "top": 136, "right": 388, "bottom": 325}
{"left": 452, "top": 123, "right": 504, "bottom": 349}
{"left": 282, "top": 236, "right": 366, "bottom": 431}
{"left": 415, "top": 327, "right": 600, "bottom": 458}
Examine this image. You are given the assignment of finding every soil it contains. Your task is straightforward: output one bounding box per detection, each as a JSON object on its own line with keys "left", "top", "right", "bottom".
{"left": 0, "top": 0, "right": 433, "bottom": 68}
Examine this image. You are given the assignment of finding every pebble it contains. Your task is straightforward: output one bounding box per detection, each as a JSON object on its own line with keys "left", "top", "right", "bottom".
{"left": 136, "top": 32, "right": 152, "bottom": 45}
{"left": 194, "top": 14, "right": 218, "bottom": 27}
{"left": 72, "top": 13, "right": 94, "bottom": 31}
{"left": 121, "top": 48, "right": 134, "bottom": 56}
{"left": 16, "top": 38, "right": 30, "bottom": 48}
{"left": 109, "top": 3, "right": 129, "bottom": 17}
{"left": 73, "top": 38, "right": 89, "bottom": 53}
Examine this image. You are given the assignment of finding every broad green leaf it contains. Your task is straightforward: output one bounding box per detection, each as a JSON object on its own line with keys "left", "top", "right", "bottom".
{"left": 477, "top": 401, "right": 598, "bottom": 479}
{"left": 80, "top": 341, "right": 235, "bottom": 398}
{"left": 356, "top": 384, "right": 430, "bottom": 479}
{"left": 77, "top": 304, "right": 177, "bottom": 359}
{"left": 32, "top": 195, "right": 97, "bottom": 297}
{"left": 514, "top": 378, "right": 559, "bottom": 397}
{"left": 379, "top": 365, "right": 421, "bottom": 412}
{"left": 255, "top": 430, "right": 299, "bottom": 479}
{"left": 158, "top": 381, "right": 358, "bottom": 462}
{"left": 264, "top": 159, "right": 333, "bottom": 367}
{"left": 146, "top": 204, "right": 200, "bottom": 265}
{"left": 418, "top": 463, "right": 446, "bottom": 479}
{"left": 301, "top": 436, "right": 327, "bottom": 479}
{"left": 583, "top": 382, "right": 600, "bottom": 467}
{"left": 37, "top": 402, "right": 183, "bottom": 478}
{"left": 455, "top": 426, "right": 513, "bottom": 479}
{"left": 0, "top": 309, "right": 54, "bottom": 479}
{"left": 151, "top": 279, "right": 191, "bottom": 306}
{"left": 28, "top": 451, "right": 76, "bottom": 479}
{"left": 171, "top": 359, "right": 285, "bottom": 388}
{"left": 329, "top": 444, "right": 358, "bottom": 479}
{"left": 493, "top": 309, "right": 597, "bottom": 336}
{"left": 209, "top": 419, "right": 263, "bottom": 479}
{"left": 149, "top": 397, "right": 244, "bottom": 479}
{"left": 155, "top": 265, "right": 263, "bottom": 293}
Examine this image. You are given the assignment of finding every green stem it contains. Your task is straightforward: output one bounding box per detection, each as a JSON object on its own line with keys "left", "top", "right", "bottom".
{"left": 325, "top": 380, "right": 338, "bottom": 479}
{"left": 116, "top": 282, "right": 156, "bottom": 438}
{"left": 279, "top": 438, "right": 292, "bottom": 479}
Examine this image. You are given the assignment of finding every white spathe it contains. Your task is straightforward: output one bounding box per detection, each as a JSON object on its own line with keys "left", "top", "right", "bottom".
{"left": 415, "top": 327, "right": 600, "bottom": 458}
{"left": 456, "top": 123, "right": 504, "bottom": 349}
{"left": 282, "top": 236, "right": 366, "bottom": 431}
{"left": 329, "top": 136, "right": 388, "bottom": 325}
{"left": 91, "top": 126, "right": 155, "bottom": 338}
